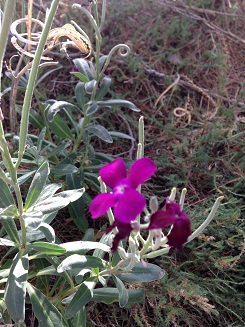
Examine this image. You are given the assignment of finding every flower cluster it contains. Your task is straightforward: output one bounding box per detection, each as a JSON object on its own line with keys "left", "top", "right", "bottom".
{"left": 90, "top": 158, "right": 191, "bottom": 252}
{"left": 148, "top": 201, "right": 191, "bottom": 250}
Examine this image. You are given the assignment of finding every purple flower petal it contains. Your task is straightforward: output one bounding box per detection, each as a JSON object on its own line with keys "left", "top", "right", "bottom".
{"left": 167, "top": 217, "right": 191, "bottom": 249}
{"left": 89, "top": 193, "right": 116, "bottom": 219}
{"left": 128, "top": 158, "right": 157, "bottom": 188}
{"left": 148, "top": 210, "right": 175, "bottom": 229}
{"left": 148, "top": 202, "right": 192, "bottom": 249}
{"left": 106, "top": 220, "right": 133, "bottom": 253}
{"left": 114, "top": 189, "right": 146, "bottom": 223}
{"left": 100, "top": 158, "right": 127, "bottom": 189}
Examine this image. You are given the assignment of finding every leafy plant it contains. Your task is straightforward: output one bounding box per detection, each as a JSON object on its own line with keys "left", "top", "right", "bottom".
{"left": 0, "top": 0, "right": 227, "bottom": 326}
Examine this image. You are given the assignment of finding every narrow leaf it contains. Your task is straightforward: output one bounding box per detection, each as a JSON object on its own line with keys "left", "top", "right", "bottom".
{"left": 65, "top": 278, "right": 96, "bottom": 318}
{"left": 95, "top": 76, "right": 111, "bottom": 100}
{"left": 66, "top": 173, "right": 88, "bottom": 233}
{"left": 47, "top": 101, "right": 78, "bottom": 122}
{"left": 25, "top": 162, "right": 50, "bottom": 210}
{"left": 86, "top": 125, "right": 113, "bottom": 143}
{"left": 1, "top": 219, "right": 20, "bottom": 244}
{"left": 38, "top": 223, "right": 56, "bottom": 243}
{"left": 117, "top": 262, "right": 165, "bottom": 283}
{"left": 31, "top": 188, "right": 85, "bottom": 214}
{"left": 112, "top": 275, "right": 129, "bottom": 308}
{"left": 86, "top": 101, "right": 99, "bottom": 116}
{"left": 0, "top": 180, "right": 15, "bottom": 207}
{"left": 60, "top": 241, "right": 110, "bottom": 254}
{"left": 4, "top": 251, "right": 29, "bottom": 323}
{"left": 37, "top": 184, "right": 62, "bottom": 203}
{"left": 84, "top": 80, "right": 97, "bottom": 94}
{"left": 41, "top": 140, "right": 72, "bottom": 158}
{"left": 92, "top": 288, "right": 144, "bottom": 305}
{"left": 37, "top": 127, "right": 47, "bottom": 152}
{"left": 109, "top": 131, "right": 135, "bottom": 141}
{"left": 28, "top": 242, "right": 66, "bottom": 255}
{"left": 48, "top": 114, "right": 75, "bottom": 140}
{"left": 51, "top": 164, "right": 78, "bottom": 176}
{"left": 75, "top": 82, "right": 86, "bottom": 108}
{"left": 73, "top": 58, "right": 93, "bottom": 80}
{"left": 0, "top": 238, "right": 16, "bottom": 246}
{"left": 71, "top": 71, "right": 90, "bottom": 82}
{"left": 27, "top": 283, "right": 67, "bottom": 327}
{"left": 70, "top": 306, "right": 86, "bottom": 327}
{"left": 57, "top": 254, "right": 105, "bottom": 274}
{"left": 0, "top": 204, "right": 18, "bottom": 218}
{"left": 97, "top": 99, "right": 140, "bottom": 112}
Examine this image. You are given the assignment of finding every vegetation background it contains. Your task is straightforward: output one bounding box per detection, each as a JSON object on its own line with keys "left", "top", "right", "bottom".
{"left": 1, "top": 0, "right": 244, "bottom": 326}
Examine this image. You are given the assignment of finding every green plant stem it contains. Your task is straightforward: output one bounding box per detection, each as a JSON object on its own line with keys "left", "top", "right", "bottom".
{"left": 0, "top": 0, "right": 16, "bottom": 169}
{"left": 187, "top": 196, "right": 224, "bottom": 243}
{"left": 0, "top": 138, "right": 26, "bottom": 246}
{"left": 73, "top": 114, "right": 90, "bottom": 153}
{"left": 100, "top": 0, "right": 107, "bottom": 29}
{"left": 15, "top": 0, "right": 60, "bottom": 169}
{"left": 179, "top": 188, "right": 187, "bottom": 210}
{"left": 139, "top": 230, "right": 154, "bottom": 256}
{"left": 142, "top": 246, "right": 170, "bottom": 259}
{"left": 0, "top": 0, "right": 16, "bottom": 93}
{"left": 72, "top": 4, "right": 102, "bottom": 43}
{"left": 138, "top": 116, "right": 144, "bottom": 158}
{"left": 13, "top": 183, "right": 26, "bottom": 246}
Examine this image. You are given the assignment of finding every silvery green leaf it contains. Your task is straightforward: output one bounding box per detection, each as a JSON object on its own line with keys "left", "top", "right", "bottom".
{"left": 86, "top": 101, "right": 99, "bottom": 115}
{"left": 87, "top": 125, "right": 113, "bottom": 143}
{"left": 51, "top": 164, "right": 78, "bottom": 176}
{"left": 112, "top": 275, "right": 129, "bottom": 308}
{"left": 4, "top": 251, "right": 29, "bottom": 323}
{"left": 92, "top": 288, "right": 144, "bottom": 305}
{"left": 2, "top": 219, "right": 20, "bottom": 244}
{"left": 47, "top": 101, "right": 78, "bottom": 123}
{"left": 65, "top": 278, "right": 96, "bottom": 318}
{"left": 0, "top": 179, "right": 15, "bottom": 207}
{"left": 84, "top": 80, "right": 97, "bottom": 94}
{"left": 117, "top": 262, "right": 165, "bottom": 283}
{"left": 0, "top": 205, "right": 18, "bottom": 218}
{"left": 30, "top": 188, "right": 85, "bottom": 214}
{"left": 73, "top": 58, "right": 94, "bottom": 80}
{"left": 75, "top": 82, "right": 86, "bottom": 108}
{"left": 48, "top": 114, "right": 75, "bottom": 140}
{"left": 75, "top": 268, "right": 91, "bottom": 283}
{"left": 24, "top": 212, "right": 42, "bottom": 230}
{"left": 109, "top": 131, "right": 135, "bottom": 141}
{"left": 0, "top": 268, "right": 10, "bottom": 278}
{"left": 27, "top": 242, "right": 66, "bottom": 255}
{"left": 99, "top": 55, "right": 108, "bottom": 71}
{"left": 66, "top": 173, "right": 88, "bottom": 233}
{"left": 37, "top": 184, "right": 62, "bottom": 203}
{"left": 71, "top": 71, "right": 89, "bottom": 82}
{"left": 97, "top": 99, "right": 140, "bottom": 112}
{"left": 25, "top": 162, "right": 50, "bottom": 210}
{"left": 0, "top": 238, "right": 16, "bottom": 247}
{"left": 57, "top": 254, "right": 106, "bottom": 274}
{"left": 96, "top": 76, "right": 111, "bottom": 100}
{"left": 60, "top": 241, "right": 110, "bottom": 254}
{"left": 38, "top": 223, "right": 55, "bottom": 243}
{"left": 27, "top": 283, "right": 67, "bottom": 327}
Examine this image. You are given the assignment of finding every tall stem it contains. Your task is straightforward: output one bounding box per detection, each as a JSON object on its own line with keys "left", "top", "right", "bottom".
{"left": 15, "top": 0, "right": 60, "bottom": 169}
{"left": 0, "top": 0, "right": 16, "bottom": 93}
{"left": 0, "top": 0, "right": 17, "bottom": 143}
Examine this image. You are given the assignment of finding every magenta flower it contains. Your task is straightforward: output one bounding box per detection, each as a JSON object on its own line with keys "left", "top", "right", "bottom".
{"left": 106, "top": 220, "right": 140, "bottom": 253}
{"left": 90, "top": 158, "right": 157, "bottom": 223}
{"left": 148, "top": 202, "right": 191, "bottom": 249}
